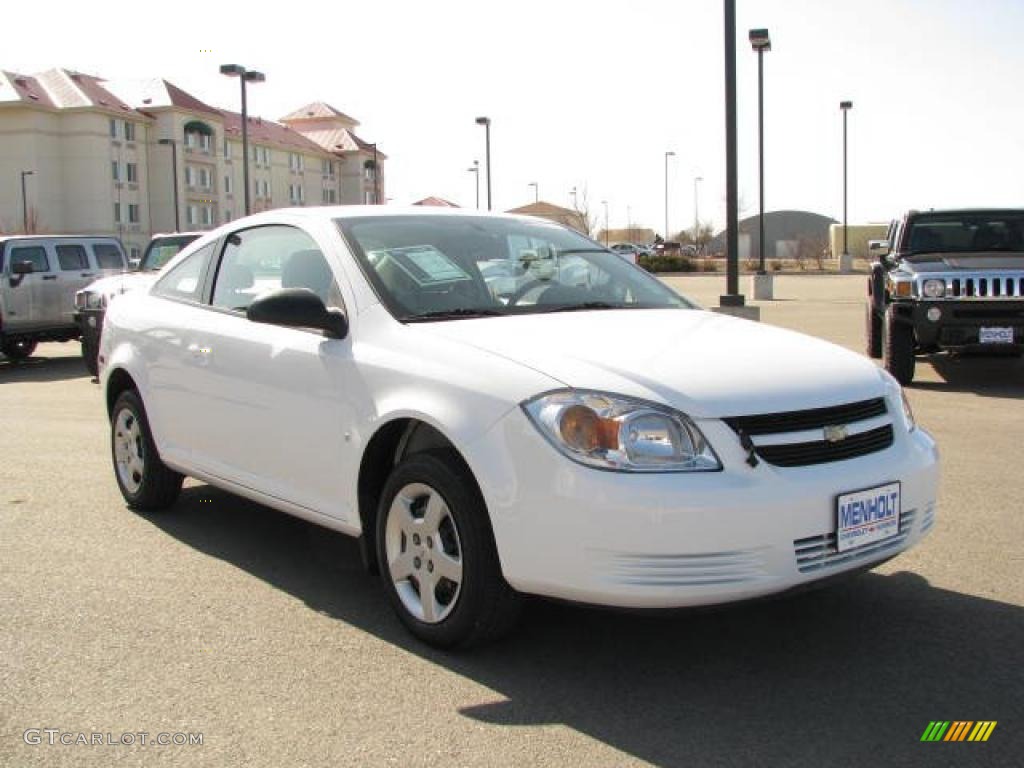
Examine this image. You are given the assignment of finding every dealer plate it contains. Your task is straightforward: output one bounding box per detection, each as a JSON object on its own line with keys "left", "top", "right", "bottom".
{"left": 979, "top": 326, "right": 1013, "bottom": 344}
{"left": 836, "top": 482, "right": 901, "bottom": 553}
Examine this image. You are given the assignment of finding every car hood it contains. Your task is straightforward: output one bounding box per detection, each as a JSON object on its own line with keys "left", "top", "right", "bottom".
{"left": 80, "top": 271, "right": 159, "bottom": 299}
{"left": 902, "top": 254, "right": 1024, "bottom": 272}
{"left": 418, "top": 309, "right": 886, "bottom": 419}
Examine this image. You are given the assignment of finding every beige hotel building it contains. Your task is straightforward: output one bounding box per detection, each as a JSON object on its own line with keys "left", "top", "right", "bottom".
{"left": 0, "top": 68, "right": 386, "bottom": 260}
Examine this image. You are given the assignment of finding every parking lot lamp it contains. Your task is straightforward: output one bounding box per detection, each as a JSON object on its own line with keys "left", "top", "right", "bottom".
{"left": 157, "top": 140, "right": 179, "bottom": 232}
{"left": 20, "top": 170, "right": 34, "bottom": 233}
{"left": 220, "top": 64, "right": 265, "bottom": 215}
{"left": 664, "top": 150, "right": 675, "bottom": 240}
{"left": 528, "top": 181, "right": 538, "bottom": 203}
{"left": 750, "top": 28, "right": 771, "bottom": 274}
{"left": 601, "top": 199, "right": 609, "bottom": 245}
{"left": 475, "top": 117, "right": 492, "bottom": 210}
{"left": 467, "top": 161, "right": 480, "bottom": 209}
{"left": 840, "top": 100, "right": 853, "bottom": 262}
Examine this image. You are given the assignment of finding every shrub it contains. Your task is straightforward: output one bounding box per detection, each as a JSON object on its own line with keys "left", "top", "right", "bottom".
{"left": 638, "top": 254, "right": 697, "bottom": 273}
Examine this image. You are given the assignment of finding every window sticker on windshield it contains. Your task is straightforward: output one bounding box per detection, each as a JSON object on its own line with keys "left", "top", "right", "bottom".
{"left": 371, "top": 245, "right": 472, "bottom": 285}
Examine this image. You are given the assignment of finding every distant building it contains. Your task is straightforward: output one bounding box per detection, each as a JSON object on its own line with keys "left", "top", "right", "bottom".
{"left": 709, "top": 210, "right": 836, "bottom": 259}
{"left": 506, "top": 201, "right": 587, "bottom": 233}
{"left": 0, "top": 68, "right": 386, "bottom": 258}
{"left": 413, "top": 197, "right": 460, "bottom": 207}
{"left": 596, "top": 227, "right": 657, "bottom": 245}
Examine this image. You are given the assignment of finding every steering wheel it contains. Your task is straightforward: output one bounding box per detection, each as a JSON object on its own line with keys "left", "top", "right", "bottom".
{"left": 505, "top": 279, "right": 550, "bottom": 306}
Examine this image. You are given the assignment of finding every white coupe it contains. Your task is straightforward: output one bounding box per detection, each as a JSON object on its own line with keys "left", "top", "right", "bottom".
{"left": 100, "top": 207, "right": 939, "bottom": 648}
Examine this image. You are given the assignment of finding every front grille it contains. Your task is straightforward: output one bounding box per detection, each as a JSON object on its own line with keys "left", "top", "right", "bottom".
{"left": 922, "top": 274, "right": 1024, "bottom": 299}
{"left": 723, "top": 398, "right": 886, "bottom": 436}
{"left": 596, "top": 548, "right": 768, "bottom": 587}
{"left": 794, "top": 508, "right": 916, "bottom": 574}
{"left": 756, "top": 426, "right": 894, "bottom": 467}
{"left": 724, "top": 398, "right": 892, "bottom": 467}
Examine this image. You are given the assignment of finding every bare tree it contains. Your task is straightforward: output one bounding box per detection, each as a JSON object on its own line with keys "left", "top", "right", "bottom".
{"left": 25, "top": 206, "right": 41, "bottom": 234}
{"left": 571, "top": 184, "right": 600, "bottom": 237}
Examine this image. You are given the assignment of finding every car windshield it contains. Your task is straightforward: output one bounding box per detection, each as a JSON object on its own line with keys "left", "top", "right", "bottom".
{"left": 903, "top": 212, "right": 1024, "bottom": 258}
{"left": 336, "top": 215, "right": 693, "bottom": 321}
{"left": 140, "top": 235, "right": 201, "bottom": 271}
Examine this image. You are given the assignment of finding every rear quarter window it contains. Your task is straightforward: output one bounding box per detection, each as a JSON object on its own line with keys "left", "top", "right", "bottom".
{"left": 152, "top": 243, "right": 215, "bottom": 303}
{"left": 93, "top": 243, "right": 125, "bottom": 270}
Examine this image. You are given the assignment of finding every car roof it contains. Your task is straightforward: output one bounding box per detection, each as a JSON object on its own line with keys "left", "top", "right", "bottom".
{"left": 228, "top": 205, "right": 569, "bottom": 228}
{"left": 0, "top": 234, "right": 122, "bottom": 242}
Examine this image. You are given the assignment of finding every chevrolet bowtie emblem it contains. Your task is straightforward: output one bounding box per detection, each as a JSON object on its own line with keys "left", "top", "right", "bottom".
{"left": 824, "top": 424, "right": 849, "bottom": 443}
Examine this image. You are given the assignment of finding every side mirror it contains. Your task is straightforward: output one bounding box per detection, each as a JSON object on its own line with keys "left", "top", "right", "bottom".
{"left": 11, "top": 260, "right": 34, "bottom": 275}
{"left": 246, "top": 288, "right": 348, "bottom": 339}
{"left": 867, "top": 239, "right": 891, "bottom": 258}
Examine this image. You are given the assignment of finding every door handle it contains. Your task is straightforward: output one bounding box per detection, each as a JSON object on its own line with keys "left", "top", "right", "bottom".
{"left": 81, "top": 272, "right": 94, "bottom": 278}
{"left": 42, "top": 275, "right": 57, "bottom": 281}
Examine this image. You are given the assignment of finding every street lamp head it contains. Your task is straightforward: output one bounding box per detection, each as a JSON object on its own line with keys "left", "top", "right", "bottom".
{"left": 840, "top": 100, "right": 853, "bottom": 111}
{"left": 666, "top": 150, "right": 676, "bottom": 158}
{"left": 749, "top": 28, "right": 771, "bottom": 51}
{"left": 219, "top": 64, "right": 245, "bottom": 77}
{"left": 475, "top": 116, "right": 490, "bottom": 126}
{"left": 466, "top": 166, "right": 478, "bottom": 173}
{"left": 157, "top": 138, "right": 175, "bottom": 146}
{"left": 22, "top": 170, "right": 34, "bottom": 176}
{"left": 243, "top": 71, "right": 266, "bottom": 83}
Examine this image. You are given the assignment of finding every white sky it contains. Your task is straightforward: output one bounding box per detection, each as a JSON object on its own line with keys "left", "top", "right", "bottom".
{"left": 9, "top": 0, "right": 1024, "bottom": 236}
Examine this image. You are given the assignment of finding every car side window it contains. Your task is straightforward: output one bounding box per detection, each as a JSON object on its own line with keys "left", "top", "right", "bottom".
{"left": 56, "top": 244, "right": 89, "bottom": 271}
{"left": 152, "top": 243, "right": 215, "bottom": 303}
{"left": 211, "top": 225, "right": 342, "bottom": 313}
{"left": 9, "top": 246, "right": 49, "bottom": 273}
{"left": 93, "top": 243, "right": 125, "bottom": 270}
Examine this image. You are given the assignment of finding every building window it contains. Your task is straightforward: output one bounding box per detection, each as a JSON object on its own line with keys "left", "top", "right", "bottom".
{"left": 124, "top": 122, "right": 136, "bottom": 142}
{"left": 185, "top": 166, "right": 195, "bottom": 187}
{"left": 224, "top": 175, "right": 233, "bottom": 195}
{"left": 109, "top": 119, "right": 118, "bottom": 138}
{"left": 184, "top": 132, "right": 196, "bottom": 149}
{"left": 224, "top": 209, "right": 232, "bottom": 223}
{"left": 322, "top": 159, "right": 335, "bottom": 178}
{"left": 223, "top": 139, "right": 231, "bottom": 158}
{"left": 199, "top": 133, "right": 211, "bottom": 153}
{"left": 186, "top": 205, "right": 198, "bottom": 226}
{"left": 289, "top": 153, "right": 304, "bottom": 172}
{"left": 128, "top": 204, "right": 140, "bottom": 224}
{"left": 114, "top": 202, "right": 121, "bottom": 223}
{"left": 111, "top": 160, "right": 120, "bottom": 181}
{"left": 130, "top": 246, "right": 142, "bottom": 261}
{"left": 256, "top": 179, "right": 270, "bottom": 198}
{"left": 289, "top": 184, "right": 305, "bottom": 204}
{"left": 364, "top": 190, "right": 374, "bottom": 205}
{"left": 322, "top": 188, "right": 337, "bottom": 204}
{"left": 126, "top": 163, "right": 138, "bottom": 183}
{"left": 201, "top": 206, "right": 213, "bottom": 226}
{"left": 364, "top": 164, "right": 376, "bottom": 181}
{"left": 199, "top": 167, "right": 211, "bottom": 190}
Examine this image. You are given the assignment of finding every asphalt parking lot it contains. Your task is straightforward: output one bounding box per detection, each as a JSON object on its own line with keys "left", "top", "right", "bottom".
{"left": 1, "top": 274, "right": 1021, "bottom": 767}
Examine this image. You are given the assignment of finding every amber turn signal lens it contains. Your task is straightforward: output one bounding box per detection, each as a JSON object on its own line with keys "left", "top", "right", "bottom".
{"left": 894, "top": 282, "right": 912, "bottom": 297}
{"left": 559, "top": 405, "right": 617, "bottom": 452}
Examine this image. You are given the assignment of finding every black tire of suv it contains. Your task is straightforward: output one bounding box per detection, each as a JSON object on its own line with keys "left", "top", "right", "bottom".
{"left": 865, "top": 304, "right": 883, "bottom": 359}
{"left": 376, "top": 450, "right": 520, "bottom": 649}
{"left": 883, "top": 306, "right": 916, "bottom": 385}
{"left": 81, "top": 337, "right": 99, "bottom": 377}
{"left": 110, "top": 390, "right": 183, "bottom": 511}
{"left": 1, "top": 339, "right": 38, "bottom": 360}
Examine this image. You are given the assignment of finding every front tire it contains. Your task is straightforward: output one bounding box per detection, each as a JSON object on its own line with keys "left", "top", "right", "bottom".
{"left": 110, "top": 390, "right": 182, "bottom": 510}
{"left": 865, "top": 303, "right": 882, "bottom": 358}
{"left": 1, "top": 339, "right": 37, "bottom": 360}
{"left": 376, "top": 451, "right": 519, "bottom": 648}
{"left": 81, "top": 337, "right": 99, "bottom": 377}
{"left": 883, "top": 306, "right": 916, "bottom": 384}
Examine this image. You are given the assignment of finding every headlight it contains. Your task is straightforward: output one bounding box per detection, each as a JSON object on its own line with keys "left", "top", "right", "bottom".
{"left": 922, "top": 279, "right": 945, "bottom": 299}
{"left": 86, "top": 292, "right": 107, "bottom": 309}
{"left": 74, "top": 292, "right": 86, "bottom": 310}
{"left": 900, "top": 388, "right": 916, "bottom": 432}
{"left": 879, "top": 370, "right": 915, "bottom": 432}
{"left": 522, "top": 390, "right": 721, "bottom": 472}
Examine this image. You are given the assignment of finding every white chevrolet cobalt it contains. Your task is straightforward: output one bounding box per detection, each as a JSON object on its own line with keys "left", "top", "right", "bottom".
{"left": 100, "top": 207, "right": 939, "bottom": 648}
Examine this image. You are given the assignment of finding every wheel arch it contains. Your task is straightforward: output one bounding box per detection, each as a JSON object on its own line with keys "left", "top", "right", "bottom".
{"left": 356, "top": 417, "right": 484, "bottom": 572}
{"left": 105, "top": 367, "right": 139, "bottom": 417}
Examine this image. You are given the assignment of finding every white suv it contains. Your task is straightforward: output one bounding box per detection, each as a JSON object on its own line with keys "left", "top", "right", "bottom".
{"left": 100, "top": 207, "right": 939, "bottom": 648}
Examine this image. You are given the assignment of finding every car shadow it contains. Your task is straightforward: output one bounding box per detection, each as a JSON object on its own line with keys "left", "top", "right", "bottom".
{"left": 0, "top": 354, "right": 90, "bottom": 384}
{"left": 141, "top": 484, "right": 1022, "bottom": 767}
{"left": 914, "top": 352, "right": 1024, "bottom": 398}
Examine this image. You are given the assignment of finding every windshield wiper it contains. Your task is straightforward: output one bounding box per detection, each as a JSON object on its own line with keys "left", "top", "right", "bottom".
{"left": 553, "top": 248, "right": 614, "bottom": 255}
{"left": 542, "top": 301, "right": 630, "bottom": 313}
{"left": 402, "top": 307, "right": 505, "bottom": 322}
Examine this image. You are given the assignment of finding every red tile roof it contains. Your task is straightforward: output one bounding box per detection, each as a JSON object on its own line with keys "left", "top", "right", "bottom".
{"left": 279, "top": 101, "right": 358, "bottom": 125}
{"left": 66, "top": 70, "right": 135, "bottom": 112}
{"left": 221, "top": 110, "right": 332, "bottom": 156}
{"left": 0, "top": 71, "right": 56, "bottom": 108}
{"left": 163, "top": 80, "right": 222, "bottom": 116}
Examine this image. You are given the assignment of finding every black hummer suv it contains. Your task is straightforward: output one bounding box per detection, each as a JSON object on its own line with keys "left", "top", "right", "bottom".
{"left": 867, "top": 209, "right": 1024, "bottom": 384}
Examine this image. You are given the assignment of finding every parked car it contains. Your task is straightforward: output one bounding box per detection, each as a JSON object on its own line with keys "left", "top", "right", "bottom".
{"left": 867, "top": 208, "right": 1024, "bottom": 383}
{"left": 609, "top": 242, "right": 639, "bottom": 264}
{"left": 0, "top": 235, "right": 126, "bottom": 361}
{"left": 101, "top": 207, "right": 938, "bottom": 648}
{"left": 75, "top": 232, "right": 201, "bottom": 375}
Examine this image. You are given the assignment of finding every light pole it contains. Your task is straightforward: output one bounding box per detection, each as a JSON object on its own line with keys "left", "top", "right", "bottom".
{"left": 157, "top": 139, "right": 180, "bottom": 232}
{"left": 664, "top": 150, "right": 675, "bottom": 240}
{"left": 693, "top": 175, "right": 703, "bottom": 249}
{"left": 722, "top": 0, "right": 744, "bottom": 308}
{"left": 371, "top": 143, "right": 380, "bottom": 204}
{"left": 220, "top": 64, "right": 265, "bottom": 215}
{"left": 475, "top": 117, "right": 492, "bottom": 210}
{"left": 569, "top": 186, "right": 577, "bottom": 208}
{"left": 840, "top": 100, "right": 853, "bottom": 263}
{"left": 750, "top": 28, "right": 771, "bottom": 274}
{"left": 467, "top": 161, "right": 480, "bottom": 209}
{"left": 528, "top": 181, "right": 538, "bottom": 203}
{"left": 601, "top": 200, "right": 609, "bottom": 246}
{"left": 20, "top": 170, "right": 34, "bottom": 233}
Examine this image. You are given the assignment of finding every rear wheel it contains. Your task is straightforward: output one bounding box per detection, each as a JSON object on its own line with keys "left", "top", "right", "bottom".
{"left": 376, "top": 451, "right": 520, "bottom": 648}
{"left": 1, "top": 339, "right": 37, "bottom": 360}
{"left": 110, "top": 390, "right": 182, "bottom": 510}
{"left": 883, "top": 306, "right": 916, "bottom": 384}
{"left": 865, "top": 303, "right": 882, "bottom": 358}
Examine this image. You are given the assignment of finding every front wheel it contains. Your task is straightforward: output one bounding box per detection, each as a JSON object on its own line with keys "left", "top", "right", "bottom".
{"left": 111, "top": 390, "right": 183, "bottom": 510}
{"left": 883, "top": 306, "right": 916, "bottom": 384}
{"left": 1, "top": 339, "right": 37, "bottom": 360}
{"left": 376, "top": 451, "right": 519, "bottom": 648}
{"left": 865, "top": 303, "right": 882, "bottom": 358}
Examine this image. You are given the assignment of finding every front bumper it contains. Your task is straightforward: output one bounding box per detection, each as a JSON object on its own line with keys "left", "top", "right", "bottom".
{"left": 891, "top": 299, "right": 1024, "bottom": 348}
{"left": 466, "top": 406, "right": 939, "bottom": 609}
{"left": 74, "top": 309, "right": 105, "bottom": 348}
